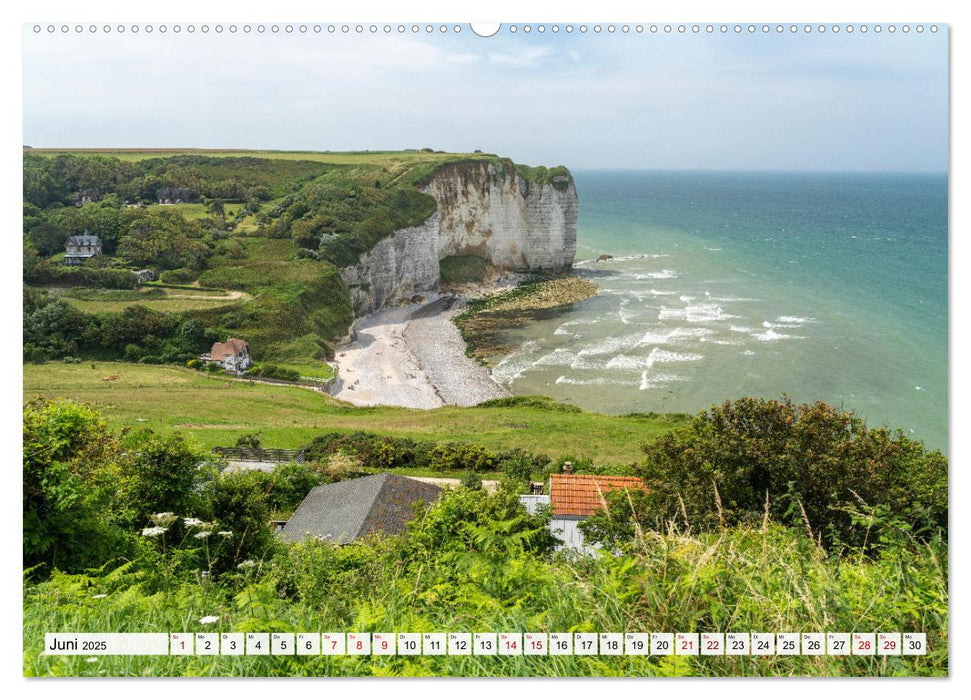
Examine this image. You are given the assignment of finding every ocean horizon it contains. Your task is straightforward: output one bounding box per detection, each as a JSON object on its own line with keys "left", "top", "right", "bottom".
{"left": 489, "top": 169, "right": 948, "bottom": 453}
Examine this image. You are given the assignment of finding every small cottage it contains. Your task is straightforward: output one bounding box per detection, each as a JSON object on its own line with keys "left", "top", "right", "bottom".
{"left": 63, "top": 231, "right": 102, "bottom": 265}
{"left": 279, "top": 473, "right": 443, "bottom": 544}
{"left": 205, "top": 338, "right": 251, "bottom": 373}
{"left": 157, "top": 187, "right": 196, "bottom": 204}
{"left": 520, "top": 467, "right": 647, "bottom": 553}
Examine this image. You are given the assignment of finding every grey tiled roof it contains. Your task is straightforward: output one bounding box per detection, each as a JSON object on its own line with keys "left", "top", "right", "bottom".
{"left": 278, "top": 473, "right": 443, "bottom": 544}
{"left": 66, "top": 235, "right": 100, "bottom": 246}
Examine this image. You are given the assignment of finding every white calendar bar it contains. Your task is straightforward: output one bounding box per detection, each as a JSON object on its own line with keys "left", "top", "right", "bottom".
{"left": 41, "top": 631, "right": 931, "bottom": 656}
{"left": 43, "top": 633, "right": 170, "bottom": 656}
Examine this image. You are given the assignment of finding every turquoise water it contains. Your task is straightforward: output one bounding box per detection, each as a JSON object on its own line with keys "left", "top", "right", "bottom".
{"left": 492, "top": 171, "right": 948, "bottom": 452}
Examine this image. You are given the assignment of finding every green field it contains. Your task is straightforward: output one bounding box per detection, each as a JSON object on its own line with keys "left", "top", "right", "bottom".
{"left": 26, "top": 148, "right": 493, "bottom": 168}
{"left": 22, "top": 362, "right": 686, "bottom": 463}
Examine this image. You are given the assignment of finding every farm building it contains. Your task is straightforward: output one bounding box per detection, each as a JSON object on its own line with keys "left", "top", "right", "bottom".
{"left": 74, "top": 188, "right": 102, "bottom": 207}
{"left": 201, "top": 338, "right": 251, "bottom": 373}
{"left": 157, "top": 187, "right": 196, "bottom": 204}
{"left": 63, "top": 231, "right": 102, "bottom": 265}
{"left": 279, "top": 473, "right": 443, "bottom": 544}
{"left": 520, "top": 468, "right": 647, "bottom": 553}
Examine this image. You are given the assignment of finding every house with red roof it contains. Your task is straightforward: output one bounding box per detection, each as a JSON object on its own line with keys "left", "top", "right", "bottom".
{"left": 200, "top": 338, "right": 251, "bottom": 373}
{"left": 520, "top": 464, "right": 647, "bottom": 553}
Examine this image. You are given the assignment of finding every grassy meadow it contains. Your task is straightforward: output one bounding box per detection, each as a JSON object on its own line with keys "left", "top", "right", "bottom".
{"left": 22, "top": 361, "right": 686, "bottom": 463}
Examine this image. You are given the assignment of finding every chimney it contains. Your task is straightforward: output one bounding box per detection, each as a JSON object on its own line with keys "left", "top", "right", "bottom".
{"left": 563, "top": 461, "right": 573, "bottom": 475}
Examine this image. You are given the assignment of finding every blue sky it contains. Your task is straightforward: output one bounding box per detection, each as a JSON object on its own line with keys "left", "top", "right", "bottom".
{"left": 22, "top": 25, "right": 948, "bottom": 171}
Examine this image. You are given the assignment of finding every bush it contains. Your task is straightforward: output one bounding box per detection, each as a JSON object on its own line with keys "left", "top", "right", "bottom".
{"left": 118, "top": 430, "right": 209, "bottom": 527}
{"left": 634, "top": 396, "right": 948, "bottom": 549}
{"left": 461, "top": 472, "right": 483, "bottom": 490}
{"left": 25, "top": 265, "right": 138, "bottom": 290}
{"left": 159, "top": 267, "right": 199, "bottom": 284}
{"left": 246, "top": 364, "right": 300, "bottom": 381}
{"left": 23, "top": 399, "right": 133, "bottom": 573}
{"left": 428, "top": 442, "right": 498, "bottom": 473}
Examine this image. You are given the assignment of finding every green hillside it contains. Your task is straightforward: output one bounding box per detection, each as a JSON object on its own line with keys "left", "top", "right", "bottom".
{"left": 22, "top": 149, "right": 515, "bottom": 367}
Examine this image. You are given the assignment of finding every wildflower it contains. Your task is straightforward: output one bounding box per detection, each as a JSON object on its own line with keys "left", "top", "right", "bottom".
{"left": 237, "top": 560, "right": 256, "bottom": 570}
{"left": 86, "top": 657, "right": 99, "bottom": 663}
{"left": 183, "top": 517, "right": 204, "bottom": 527}
{"left": 218, "top": 531, "right": 233, "bottom": 538}
{"left": 198, "top": 615, "right": 219, "bottom": 625}
{"left": 201, "top": 571, "right": 210, "bottom": 579}
{"left": 150, "top": 512, "right": 178, "bottom": 527}
{"left": 194, "top": 531, "right": 212, "bottom": 540}
{"left": 91, "top": 594, "right": 107, "bottom": 599}
{"left": 141, "top": 526, "right": 168, "bottom": 537}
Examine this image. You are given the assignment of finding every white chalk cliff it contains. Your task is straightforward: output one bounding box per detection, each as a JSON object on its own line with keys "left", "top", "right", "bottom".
{"left": 340, "top": 160, "right": 578, "bottom": 315}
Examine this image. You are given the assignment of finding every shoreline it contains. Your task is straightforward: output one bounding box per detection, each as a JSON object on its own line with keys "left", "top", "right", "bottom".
{"left": 330, "top": 294, "right": 511, "bottom": 409}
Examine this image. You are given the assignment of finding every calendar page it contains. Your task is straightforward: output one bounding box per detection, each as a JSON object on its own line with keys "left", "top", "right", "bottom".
{"left": 20, "top": 5, "right": 949, "bottom": 680}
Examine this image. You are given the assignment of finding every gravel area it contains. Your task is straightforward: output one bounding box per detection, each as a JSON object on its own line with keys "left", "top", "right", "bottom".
{"left": 404, "top": 301, "right": 510, "bottom": 407}
{"left": 331, "top": 297, "right": 509, "bottom": 409}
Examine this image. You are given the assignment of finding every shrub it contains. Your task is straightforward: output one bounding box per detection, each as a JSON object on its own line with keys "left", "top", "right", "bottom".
{"left": 634, "top": 396, "right": 948, "bottom": 549}
{"left": 428, "top": 442, "right": 498, "bottom": 472}
{"left": 117, "top": 430, "right": 208, "bottom": 527}
{"left": 159, "top": 268, "right": 198, "bottom": 284}
{"left": 461, "top": 472, "right": 483, "bottom": 490}
{"left": 23, "top": 399, "right": 133, "bottom": 573}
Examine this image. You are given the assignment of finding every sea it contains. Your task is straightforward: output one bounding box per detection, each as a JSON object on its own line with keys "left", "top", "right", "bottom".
{"left": 489, "top": 171, "right": 948, "bottom": 453}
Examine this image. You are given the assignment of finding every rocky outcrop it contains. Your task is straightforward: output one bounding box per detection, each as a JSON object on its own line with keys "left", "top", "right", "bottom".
{"left": 341, "top": 160, "right": 578, "bottom": 315}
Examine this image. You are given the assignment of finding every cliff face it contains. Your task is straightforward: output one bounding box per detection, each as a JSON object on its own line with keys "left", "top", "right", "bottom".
{"left": 341, "top": 160, "right": 578, "bottom": 315}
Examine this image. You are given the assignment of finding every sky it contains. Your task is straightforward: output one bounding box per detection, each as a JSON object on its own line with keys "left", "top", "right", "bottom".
{"left": 22, "top": 24, "right": 948, "bottom": 171}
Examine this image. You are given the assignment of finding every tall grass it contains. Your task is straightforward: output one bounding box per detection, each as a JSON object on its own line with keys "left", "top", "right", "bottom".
{"left": 24, "top": 519, "right": 946, "bottom": 677}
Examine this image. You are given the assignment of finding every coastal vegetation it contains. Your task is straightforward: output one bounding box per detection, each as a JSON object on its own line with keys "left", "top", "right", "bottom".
{"left": 23, "top": 397, "right": 948, "bottom": 677}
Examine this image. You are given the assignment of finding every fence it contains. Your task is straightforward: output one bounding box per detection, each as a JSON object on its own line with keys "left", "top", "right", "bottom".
{"left": 212, "top": 446, "right": 306, "bottom": 463}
